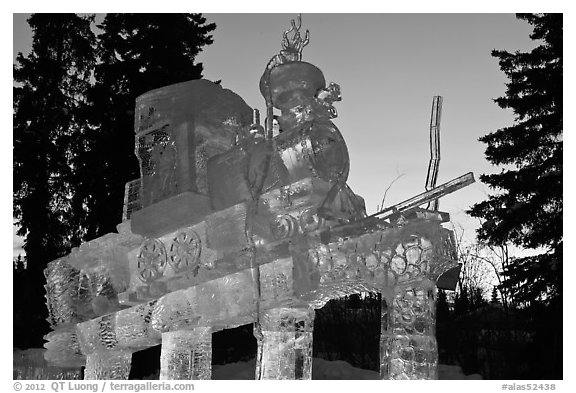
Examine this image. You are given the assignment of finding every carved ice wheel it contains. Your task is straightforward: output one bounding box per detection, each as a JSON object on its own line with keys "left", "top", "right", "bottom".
{"left": 137, "top": 239, "right": 167, "bottom": 283}
{"left": 271, "top": 214, "right": 298, "bottom": 240}
{"left": 167, "top": 229, "right": 201, "bottom": 274}
{"left": 299, "top": 207, "right": 324, "bottom": 232}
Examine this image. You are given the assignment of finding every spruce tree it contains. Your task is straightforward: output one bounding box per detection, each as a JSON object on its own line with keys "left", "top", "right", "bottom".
{"left": 82, "top": 14, "right": 216, "bottom": 239}
{"left": 468, "top": 14, "right": 562, "bottom": 306}
{"left": 13, "top": 13, "right": 96, "bottom": 348}
{"left": 13, "top": 13, "right": 216, "bottom": 349}
{"left": 490, "top": 286, "right": 500, "bottom": 304}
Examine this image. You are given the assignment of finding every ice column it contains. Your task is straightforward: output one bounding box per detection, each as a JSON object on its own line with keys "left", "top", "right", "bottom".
{"left": 160, "top": 328, "right": 212, "bottom": 380}
{"left": 255, "top": 307, "right": 314, "bottom": 380}
{"left": 84, "top": 350, "right": 132, "bottom": 380}
{"left": 380, "top": 284, "right": 438, "bottom": 380}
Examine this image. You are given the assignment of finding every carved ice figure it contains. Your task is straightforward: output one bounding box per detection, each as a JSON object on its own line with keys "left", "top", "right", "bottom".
{"left": 39, "top": 15, "right": 473, "bottom": 382}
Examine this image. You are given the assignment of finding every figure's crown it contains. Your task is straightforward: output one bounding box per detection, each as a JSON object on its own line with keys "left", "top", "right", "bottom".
{"left": 279, "top": 14, "right": 310, "bottom": 63}
{"left": 260, "top": 15, "right": 325, "bottom": 108}
{"left": 260, "top": 62, "right": 326, "bottom": 109}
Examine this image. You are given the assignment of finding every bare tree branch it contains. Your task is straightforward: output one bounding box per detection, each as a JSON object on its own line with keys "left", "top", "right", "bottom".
{"left": 376, "top": 172, "right": 405, "bottom": 212}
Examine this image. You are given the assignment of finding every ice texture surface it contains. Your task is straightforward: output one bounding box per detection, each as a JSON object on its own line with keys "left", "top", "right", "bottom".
{"left": 304, "top": 218, "right": 457, "bottom": 309}
{"left": 45, "top": 260, "right": 81, "bottom": 327}
{"left": 84, "top": 350, "right": 132, "bottom": 380}
{"left": 134, "top": 79, "right": 253, "bottom": 206}
{"left": 13, "top": 349, "right": 82, "bottom": 380}
{"left": 255, "top": 307, "right": 315, "bottom": 380}
{"left": 43, "top": 328, "right": 85, "bottom": 368}
{"left": 380, "top": 284, "right": 438, "bottom": 380}
{"left": 160, "top": 328, "right": 212, "bottom": 380}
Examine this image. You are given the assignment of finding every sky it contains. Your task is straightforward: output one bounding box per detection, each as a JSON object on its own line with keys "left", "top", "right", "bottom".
{"left": 11, "top": 12, "right": 537, "bottom": 256}
{"left": 194, "top": 13, "right": 536, "bottom": 234}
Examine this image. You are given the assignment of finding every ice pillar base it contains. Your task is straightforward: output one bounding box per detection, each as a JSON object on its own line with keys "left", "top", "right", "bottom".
{"left": 160, "top": 328, "right": 212, "bottom": 380}
{"left": 84, "top": 350, "right": 132, "bottom": 380}
{"left": 380, "top": 283, "right": 438, "bottom": 380}
{"left": 255, "top": 307, "right": 314, "bottom": 380}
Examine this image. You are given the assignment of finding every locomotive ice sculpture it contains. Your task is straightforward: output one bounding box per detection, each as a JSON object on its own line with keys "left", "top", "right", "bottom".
{"left": 42, "top": 16, "right": 473, "bottom": 380}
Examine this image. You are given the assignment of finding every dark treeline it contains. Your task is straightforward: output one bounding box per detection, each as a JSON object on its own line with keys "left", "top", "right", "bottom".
{"left": 465, "top": 13, "right": 562, "bottom": 379}
{"left": 437, "top": 288, "right": 561, "bottom": 379}
{"left": 13, "top": 13, "right": 216, "bottom": 350}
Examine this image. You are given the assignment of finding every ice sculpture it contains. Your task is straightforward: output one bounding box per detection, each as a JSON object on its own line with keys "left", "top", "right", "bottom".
{"left": 13, "top": 349, "right": 82, "bottom": 380}
{"left": 40, "top": 15, "right": 474, "bottom": 381}
{"left": 160, "top": 328, "right": 212, "bottom": 380}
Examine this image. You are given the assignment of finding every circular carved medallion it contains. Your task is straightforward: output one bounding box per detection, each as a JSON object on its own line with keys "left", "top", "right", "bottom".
{"left": 137, "top": 238, "right": 167, "bottom": 283}
{"left": 167, "top": 229, "right": 202, "bottom": 274}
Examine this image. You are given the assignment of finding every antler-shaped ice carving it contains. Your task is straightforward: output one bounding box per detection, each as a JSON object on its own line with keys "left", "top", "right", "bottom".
{"left": 280, "top": 14, "right": 310, "bottom": 62}
{"left": 265, "top": 14, "right": 310, "bottom": 72}
{"left": 262, "top": 14, "right": 311, "bottom": 138}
